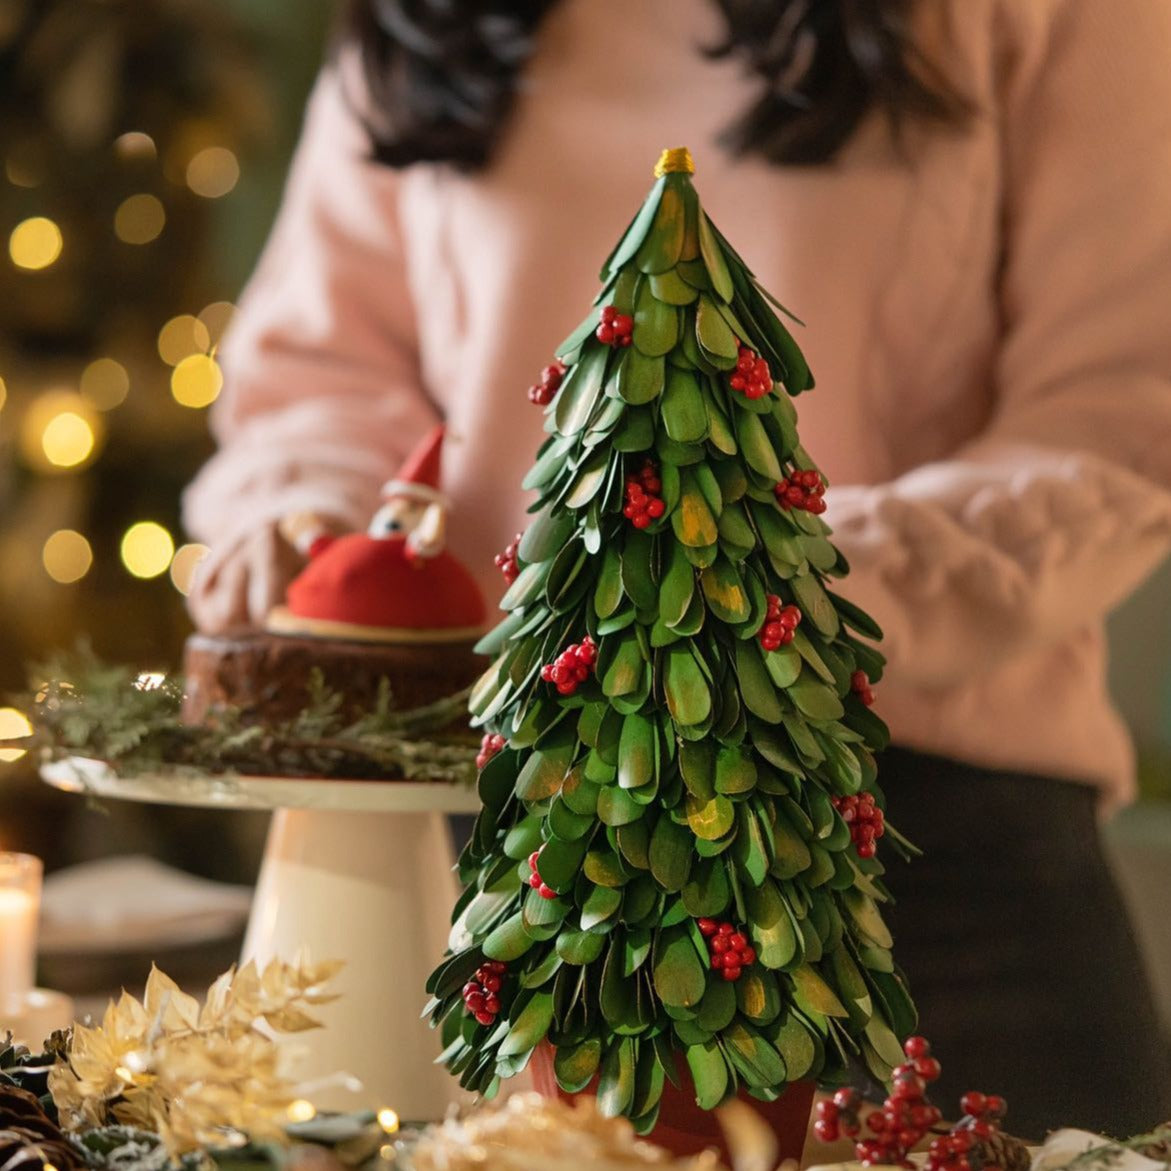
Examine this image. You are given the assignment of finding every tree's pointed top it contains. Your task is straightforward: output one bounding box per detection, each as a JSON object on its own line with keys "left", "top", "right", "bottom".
{"left": 654, "top": 146, "right": 695, "bottom": 177}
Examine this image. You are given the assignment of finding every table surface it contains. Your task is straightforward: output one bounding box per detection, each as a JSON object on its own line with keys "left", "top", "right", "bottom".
{"left": 40, "top": 756, "right": 483, "bottom": 814}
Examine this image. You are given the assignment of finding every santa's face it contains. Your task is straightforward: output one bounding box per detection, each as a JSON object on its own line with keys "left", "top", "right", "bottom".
{"left": 368, "top": 496, "right": 428, "bottom": 540}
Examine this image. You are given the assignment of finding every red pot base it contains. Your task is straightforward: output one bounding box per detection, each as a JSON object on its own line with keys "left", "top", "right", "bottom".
{"left": 530, "top": 1044, "right": 815, "bottom": 1163}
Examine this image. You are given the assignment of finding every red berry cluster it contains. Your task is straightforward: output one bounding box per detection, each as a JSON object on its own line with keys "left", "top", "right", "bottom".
{"left": 596, "top": 305, "right": 634, "bottom": 348}
{"left": 833, "top": 792, "right": 885, "bottom": 859}
{"left": 528, "top": 362, "right": 565, "bottom": 406}
{"left": 476, "top": 733, "right": 506, "bottom": 770}
{"left": 624, "top": 459, "right": 666, "bottom": 529}
{"left": 759, "top": 595, "right": 802, "bottom": 651}
{"left": 852, "top": 1036, "right": 946, "bottom": 1166}
{"left": 462, "top": 960, "right": 506, "bottom": 1026}
{"left": 774, "top": 469, "right": 827, "bottom": 514}
{"left": 729, "top": 344, "right": 773, "bottom": 400}
{"left": 540, "top": 636, "right": 597, "bottom": 696}
{"left": 697, "top": 918, "right": 756, "bottom": 982}
{"left": 851, "top": 669, "right": 877, "bottom": 707}
{"left": 924, "top": 1093, "right": 1008, "bottom": 1171}
{"left": 527, "top": 850, "right": 557, "bottom": 900}
{"left": 494, "top": 533, "right": 522, "bottom": 585}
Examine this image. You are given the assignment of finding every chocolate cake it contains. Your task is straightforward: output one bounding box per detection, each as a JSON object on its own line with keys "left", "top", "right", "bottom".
{"left": 181, "top": 631, "right": 485, "bottom": 725}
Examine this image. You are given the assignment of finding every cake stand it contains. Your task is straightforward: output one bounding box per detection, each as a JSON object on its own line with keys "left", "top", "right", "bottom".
{"left": 41, "top": 756, "right": 481, "bottom": 1120}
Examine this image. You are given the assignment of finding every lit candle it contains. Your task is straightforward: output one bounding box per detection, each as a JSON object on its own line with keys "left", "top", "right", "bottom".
{"left": 0, "top": 853, "right": 42, "bottom": 1020}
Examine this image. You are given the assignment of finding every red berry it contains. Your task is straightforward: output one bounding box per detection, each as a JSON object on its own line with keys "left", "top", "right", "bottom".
{"left": 538, "top": 883, "right": 557, "bottom": 900}
{"left": 816, "top": 1100, "right": 839, "bottom": 1121}
{"left": 814, "top": 1120, "right": 840, "bottom": 1144}
{"left": 494, "top": 535, "right": 522, "bottom": 584}
{"left": 711, "top": 935, "right": 730, "bottom": 954}
{"left": 476, "top": 732, "right": 507, "bottom": 770}
{"left": 914, "top": 1056, "right": 942, "bottom": 1081}
{"left": 740, "top": 946, "right": 756, "bottom": 965}
{"left": 903, "top": 1036, "right": 931, "bottom": 1060}
{"left": 721, "top": 965, "right": 741, "bottom": 982}
{"left": 697, "top": 918, "right": 718, "bottom": 936}
{"left": 984, "top": 1095, "right": 1007, "bottom": 1119}
{"left": 482, "top": 975, "right": 501, "bottom": 993}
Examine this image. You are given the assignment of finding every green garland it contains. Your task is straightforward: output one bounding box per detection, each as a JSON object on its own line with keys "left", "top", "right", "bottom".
{"left": 23, "top": 650, "right": 478, "bottom": 784}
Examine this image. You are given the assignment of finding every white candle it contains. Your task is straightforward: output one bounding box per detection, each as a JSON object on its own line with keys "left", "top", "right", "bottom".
{"left": 0, "top": 853, "right": 41, "bottom": 1020}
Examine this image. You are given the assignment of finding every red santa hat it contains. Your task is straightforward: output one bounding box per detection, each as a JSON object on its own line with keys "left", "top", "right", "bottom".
{"left": 381, "top": 423, "right": 447, "bottom": 506}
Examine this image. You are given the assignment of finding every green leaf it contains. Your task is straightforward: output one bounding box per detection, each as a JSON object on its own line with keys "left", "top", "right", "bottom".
{"left": 696, "top": 295, "right": 739, "bottom": 359}
{"left": 735, "top": 639, "right": 783, "bottom": 723}
{"left": 697, "top": 977, "right": 738, "bottom": 1034}
{"left": 734, "top": 410, "right": 784, "bottom": 482}
{"left": 660, "top": 542, "right": 696, "bottom": 627}
{"left": 618, "top": 348, "right": 666, "bottom": 405}
{"left": 649, "top": 813, "right": 693, "bottom": 891}
{"left": 698, "top": 212, "right": 734, "bottom": 302}
{"left": 664, "top": 646, "right": 712, "bottom": 726}
{"left": 555, "top": 343, "right": 608, "bottom": 435}
{"left": 634, "top": 278, "right": 679, "bottom": 357}
{"left": 594, "top": 544, "right": 624, "bottom": 619}
{"left": 602, "top": 634, "right": 645, "bottom": 698}
{"left": 686, "top": 1042, "right": 729, "bottom": 1110}
{"left": 650, "top": 268, "right": 699, "bottom": 305}
{"left": 828, "top": 589, "right": 884, "bottom": 641}
{"left": 788, "top": 677, "right": 845, "bottom": 721}
{"left": 555, "top": 1038, "right": 602, "bottom": 1093}
{"left": 618, "top": 714, "right": 656, "bottom": 790}
{"left": 603, "top": 177, "right": 664, "bottom": 277}
{"left": 682, "top": 857, "right": 731, "bottom": 918}
{"left": 672, "top": 468, "right": 719, "bottom": 547}
{"left": 483, "top": 913, "right": 536, "bottom": 962}
{"left": 636, "top": 181, "right": 686, "bottom": 274}
{"left": 653, "top": 926, "right": 706, "bottom": 1008}
{"left": 597, "top": 1039, "right": 637, "bottom": 1117}
{"left": 581, "top": 884, "right": 623, "bottom": 930}
{"left": 519, "top": 507, "right": 576, "bottom": 565}
{"left": 764, "top": 645, "right": 802, "bottom": 689}
{"left": 724, "top": 1021, "right": 786, "bottom": 1087}
{"left": 791, "top": 964, "right": 849, "bottom": 1018}
{"left": 715, "top": 745, "right": 757, "bottom": 795}
{"left": 515, "top": 740, "right": 574, "bottom": 802}
{"left": 772, "top": 1011, "right": 817, "bottom": 1080}
{"left": 661, "top": 367, "right": 709, "bottom": 443}
{"left": 498, "top": 990, "right": 554, "bottom": 1057}
{"left": 699, "top": 556, "right": 751, "bottom": 623}
{"left": 843, "top": 889, "right": 894, "bottom": 949}
{"left": 620, "top": 528, "right": 658, "bottom": 610}
{"left": 686, "top": 793, "right": 735, "bottom": 841}
{"left": 556, "top": 929, "right": 606, "bottom": 965}
{"left": 746, "top": 880, "right": 799, "bottom": 969}
{"left": 679, "top": 739, "right": 715, "bottom": 799}
{"left": 598, "top": 785, "right": 644, "bottom": 827}
{"left": 790, "top": 573, "right": 840, "bottom": 637}
{"left": 736, "top": 967, "right": 782, "bottom": 1026}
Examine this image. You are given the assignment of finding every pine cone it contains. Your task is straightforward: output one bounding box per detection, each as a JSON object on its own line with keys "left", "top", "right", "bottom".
{"left": 973, "top": 1128, "right": 1032, "bottom": 1171}
{"left": 0, "top": 1084, "right": 86, "bottom": 1171}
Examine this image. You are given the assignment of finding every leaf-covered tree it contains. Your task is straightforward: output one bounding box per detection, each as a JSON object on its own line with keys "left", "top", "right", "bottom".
{"left": 426, "top": 147, "right": 916, "bottom": 1132}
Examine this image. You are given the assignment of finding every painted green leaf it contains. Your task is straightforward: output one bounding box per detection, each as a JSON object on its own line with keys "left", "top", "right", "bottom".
{"left": 618, "top": 348, "right": 666, "bottom": 405}
{"left": 555, "top": 1038, "right": 602, "bottom": 1093}
{"left": 483, "top": 913, "right": 536, "bottom": 962}
{"left": 788, "top": 677, "right": 845, "bottom": 721}
{"left": 679, "top": 739, "right": 715, "bottom": 800}
{"left": 594, "top": 544, "right": 624, "bottom": 619}
{"left": 602, "top": 634, "right": 644, "bottom": 698}
{"left": 682, "top": 857, "right": 731, "bottom": 918}
{"left": 556, "top": 929, "right": 606, "bottom": 965}
{"left": 697, "top": 212, "right": 734, "bottom": 302}
{"left": 790, "top": 964, "right": 849, "bottom": 1018}
{"left": 671, "top": 468, "right": 719, "bottom": 547}
{"left": 686, "top": 793, "right": 735, "bottom": 841}
{"left": 598, "top": 785, "right": 644, "bottom": 827}
{"left": 701, "top": 576, "right": 748, "bottom": 639}
{"left": 636, "top": 181, "right": 686, "bottom": 274}
{"left": 746, "top": 880, "right": 799, "bottom": 969}
{"left": 581, "top": 884, "right": 623, "bottom": 930}
{"left": 515, "top": 739, "right": 575, "bottom": 802}
{"left": 734, "top": 639, "right": 783, "bottom": 723}
{"left": 764, "top": 645, "right": 802, "bottom": 689}
{"left": 734, "top": 410, "right": 784, "bottom": 482}
{"left": 736, "top": 967, "right": 782, "bottom": 1026}
{"left": 584, "top": 850, "right": 627, "bottom": 888}
{"left": 697, "top": 977, "right": 738, "bottom": 1033}
{"left": 660, "top": 542, "right": 696, "bottom": 627}
{"left": 686, "top": 1042, "right": 729, "bottom": 1110}
{"left": 772, "top": 1011, "right": 817, "bottom": 1080}
{"left": 843, "top": 889, "right": 894, "bottom": 949}
{"left": 566, "top": 450, "right": 610, "bottom": 509}
{"left": 696, "top": 295, "right": 739, "bottom": 359}
{"left": 634, "top": 278, "right": 680, "bottom": 357}
{"left": 790, "top": 573, "right": 841, "bottom": 637}
{"left": 715, "top": 745, "right": 757, "bottom": 795}
{"left": 597, "top": 1038, "right": 637, "bottom": 1117}
{"left": 653, "top": 926, "right": 706, "bottom": 1008}
{"left": 664, "top": 646, "right": 712, "bottom": 726}
{"left": 619, "top": 714, "right": 656, "bottom": 790}
{"left": 555, "top": 343, "right": 608, "bottom": 435}
{"left": 650, "top": 268, "right": 699, "bottom": 305}
{"left": 662, "top": 367, "right": 708, "bottom": 443}
{"left": 724, "top": 1021, "right": 786, "bottom": 1087}
{"left": 519, "top": 507, "right": 576, "bottom": 565}
{"left": 498, "top": 990, "right": 554, "bottom": 1057}
{"left": 649, "top": 813, "right": 693, "bottom": 891}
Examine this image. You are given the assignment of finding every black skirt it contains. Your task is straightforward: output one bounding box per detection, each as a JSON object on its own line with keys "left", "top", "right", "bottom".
{"left": 880, "top": 747, "right": 1170, "bottom": 1139}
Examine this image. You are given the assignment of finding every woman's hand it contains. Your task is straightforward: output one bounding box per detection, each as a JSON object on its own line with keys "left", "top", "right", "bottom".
{"left": 186, "top": 523, "right": 309, "bottom": 635}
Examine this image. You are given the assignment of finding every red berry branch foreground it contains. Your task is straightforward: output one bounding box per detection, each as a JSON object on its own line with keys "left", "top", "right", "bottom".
{"left": 427, "top": 149, "right": 914, "bottom": 1135}
{"left": 814, "top": 1037, "right": 1027, "bottom": 1171}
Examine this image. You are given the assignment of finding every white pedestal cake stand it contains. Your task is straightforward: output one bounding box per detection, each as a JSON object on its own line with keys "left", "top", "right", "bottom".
{"left": 41, "top": 756, "right": 480, "bottom": 1120}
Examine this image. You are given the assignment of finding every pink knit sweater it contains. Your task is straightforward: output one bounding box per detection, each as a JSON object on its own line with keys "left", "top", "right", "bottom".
{"left": 184, "top": 0, "right": 1171, "bottom": 805}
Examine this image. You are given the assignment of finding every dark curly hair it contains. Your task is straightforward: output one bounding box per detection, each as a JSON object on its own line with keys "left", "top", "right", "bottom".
{"left": 346, "top": 0, "right": 972, "bottom": 170}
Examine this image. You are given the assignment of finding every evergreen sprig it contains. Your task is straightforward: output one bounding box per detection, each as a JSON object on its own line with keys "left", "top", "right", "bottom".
{"left": 22, "top": 649, "right": 477, "bottom": 784}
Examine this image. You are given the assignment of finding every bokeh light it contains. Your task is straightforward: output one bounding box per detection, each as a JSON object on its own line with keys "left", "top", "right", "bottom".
{"left": 0, "top": 376, "right": 7, "bottom": 411}
{"left": 80, "top": 358, "right": 130, "bottom": 410}
{"left": 198, "top": 300, "right": 236, "bottom": 346}
{"left": 114, "top": 194, "right": 165, "bottom": 244}
{"left": 286, "top": 1100, "right": 316, "bottom": 1124}
{"left": 9, "top": 216, "right": 63, "bottom": 270}
{"left": 157, "top": 315, "right": 211, "bottom": 366}
{"left": 120, "top": 521, "right": 174, "bottom": 579}
{"left": 169, "top": 543, "right": 210, "bottom": 595}
{"left": 20, "top": 392, "right": 103, "bottom": 473}
{"left": 171, "top": 353, "right": 223, "bottom": 409}
{"left": 42, "top": 530, "right": 93, "bottom": 584}
{"left": 186, "top": 146, "right": 240, "bottom": 198}
{"left": 113, "top": 131, "right": 157, "bottom": 161}
{"left": 0, "top": 708, "right": 33, "bottom": 764}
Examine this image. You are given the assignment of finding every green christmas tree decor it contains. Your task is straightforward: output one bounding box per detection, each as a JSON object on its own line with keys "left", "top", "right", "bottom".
{"left": 426, "top": 148, "right": 917, "bottom": 1130}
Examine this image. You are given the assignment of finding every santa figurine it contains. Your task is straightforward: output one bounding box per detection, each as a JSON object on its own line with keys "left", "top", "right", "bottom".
{"left": 267, "top": 424, "right": 487, "bottom": 642}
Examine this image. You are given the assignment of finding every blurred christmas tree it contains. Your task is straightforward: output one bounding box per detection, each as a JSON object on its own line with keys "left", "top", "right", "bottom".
{"left": 0, "top": 0, "right": 327, "bottom": 871}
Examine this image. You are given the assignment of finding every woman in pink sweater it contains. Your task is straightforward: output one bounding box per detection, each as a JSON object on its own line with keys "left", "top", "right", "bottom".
{"left": 185, "top": 0, "right": 1171, "bottom": 1133}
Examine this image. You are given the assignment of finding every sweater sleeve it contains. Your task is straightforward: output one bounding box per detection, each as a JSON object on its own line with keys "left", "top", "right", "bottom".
{"left": 182, "top": 66, "right": 439, "bottom": 559}
{"left": 827, "top": 0, "right": 1171, "bottom": 688}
